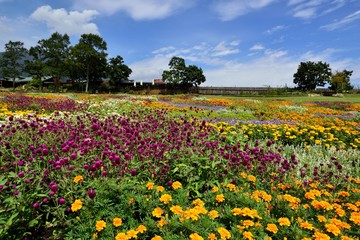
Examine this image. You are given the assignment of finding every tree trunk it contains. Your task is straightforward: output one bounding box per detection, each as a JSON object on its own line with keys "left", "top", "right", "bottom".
{"left": 12, "top": 77, "right": 15, "bottom": 91}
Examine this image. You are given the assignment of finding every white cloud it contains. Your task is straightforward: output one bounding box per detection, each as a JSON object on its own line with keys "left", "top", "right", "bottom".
{"left": 212, "top": 41, "right": 240, "bottom": 56}
{"left": 30, "top": 5, "right": 99, "bottom": 36}
{"left": 212, "top": 0, "right": 277, "bottom": 21}
{"left": 321, "top": 10, "right": 360, "bottom": 31}
{"left": 249, "top": 44, "right": 265, "bottom": 51}
{"left": 289, "top": 0, "right": 346, "bottom": 19}
{"left": 265, "top": 25, "right": 286, "bottom": 34}
{"left": 72, "top": 0, "right": 194, "bottom": 20}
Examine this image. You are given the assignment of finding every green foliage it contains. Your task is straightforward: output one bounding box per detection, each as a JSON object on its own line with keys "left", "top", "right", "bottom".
{"left": 107, "top": 55, "right": 132, "bottom": 92}
{"left": 293, "top": 61, "right": 332, "bottom": 91}
{"left": 162, "top": 56, "right": 206, "bottom": 88}
{"left": 329, "top": 70, "right": 353, "bottom": 93}
{"left": 0, "top": 40, "right": 28, "bottom": 90}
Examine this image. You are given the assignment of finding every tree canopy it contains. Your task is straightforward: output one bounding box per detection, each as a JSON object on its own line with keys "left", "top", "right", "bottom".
{"left": 0, "top": 41, "right": 28, "bottom": 90}
{"left": 162, "top": 56, "right": 206, "bottom": 88}
{"left": 293, "top": 61, "right": 332, "bottom": 91}
{"left": 108, "top": 55, "right": 132, "bottom": 91}
{"left": 329, "top": 70, "right": 353, "bottom": 93}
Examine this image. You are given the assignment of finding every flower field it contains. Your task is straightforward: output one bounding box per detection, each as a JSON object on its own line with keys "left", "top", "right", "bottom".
{"left": 0, "top": 93, "right": 359, "bottom": 240}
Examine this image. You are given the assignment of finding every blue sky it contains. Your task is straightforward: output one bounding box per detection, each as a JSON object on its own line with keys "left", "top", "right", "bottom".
{"left": 1, "top": 0, "right": 360, "bottom": 87}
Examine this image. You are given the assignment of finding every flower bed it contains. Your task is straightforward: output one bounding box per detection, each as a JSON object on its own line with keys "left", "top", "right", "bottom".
{"left": 0, "top": 94, "right": 359, "bottom": 239}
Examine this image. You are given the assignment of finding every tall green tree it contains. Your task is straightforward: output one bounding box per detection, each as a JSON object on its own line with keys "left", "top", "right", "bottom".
{"left": 31, "top": 32, "right": 70, "bottom": 91}
{"left": 107, "top": 55, "right": 132, "bottom": 92}
{"left": 162, "top": 56, "right": 186, "bottom": 85}
{"left": 184, "top": 65, "right": 206, "bottom": 87}
{"left": 293, "top": 61, "right": 332, "bottom": 91}
{"left": 329, "top": 70, "right": 353, "bottom": 93}
{"left": 25, "top": 45, "right": 47, "bottom": 91}
{"left": 0, "top": 41, "right": 28, "bottom": 91}
{"left": 70, "top": 33, "right": 107, "bottom": 93}
{"left": 162, "top": 56, "right": 206, "bottom": 88}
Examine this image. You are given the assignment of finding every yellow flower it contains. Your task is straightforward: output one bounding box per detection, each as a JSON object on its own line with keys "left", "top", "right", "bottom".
{"left": 217, "top": 227, "right": 231, "bottom": 240}
{"left": 92, "top": 232, "right": 98, "bottom": 239}
{"left": 115, "top": 232, "right": 129, "bottom": 240}
{"left": 212, "top": 186, "right": 219, "bottom": 192}
{"left": 136, "top": 225, "right": 147, "bottom": 233}
{"left": 216, "top": 194, "right": 225, "bottom": 203}
{"left": 226, "top": 183, "right": 237, "bottom": 191}
{"left": 313, "top": 232, "right": 330, "bottom": 240}
{"left": 152, "top": 207, "right": 164, "bottom": 218}
{"left": 127, "top": 229, "right": 138, "bottom": 239}
{"left": 325, "top": 223, "right": 341, "bottom": 236}
{"left": 299, "top": 221, "right": 314, "bottom": 230}
{"left": 243, "top": 231, "right": 254, "bottom": 240}
{"left": 157, "top": 218, "right": 166, "bottom": 227}
{"left": 266, "top": 224, "right": 278, "bottom": 234}
{"left": 113, "top": 217, "right": 122, "bottom": 227}
{"left": 73, "top": 175, "right": 84, "bottom": 183}
{"left": 278, "top": 217, "right": 290, "bottom": 227}
{"left": 170, "top": 205, "right": 184, "bottom": 215}
{"left": 172, "top": 181, "right": 182, "bottom": 189}
{"left": 189, "top": 233, "right": 204, "bottom": 240}
{"left": 243, "top": 220, "right": 255, "bottom": 228}
{"left": 71, "top": 199, "right": 83, "bottom": 212}
{"left": 192, "top": 198, "right": 205, "bottom": 207}
{"left": 95, "top": 220, "right": 106, "bottom": 231}
{"left": 156, "top": 186, "right": 165, "bottom": 192}
{"left": 159, "top": 194, "right": 172, "bottom": 204}
{"left": 317, "top": 215, "right": 327, "bottom": 223}
{"left": 146, "top": 182, "right": 154, "bottom": 190}
{"left": 248, "top": 175, "right": 256, "bottom": 182}
{"left": 151, "top": 236, "right": 162, "bottom": 240}
{"left": 208, "top": 233, "right": 217, "bottom": 240}
{"left": 208, "top": 210, "right": 219, "bottom": 219}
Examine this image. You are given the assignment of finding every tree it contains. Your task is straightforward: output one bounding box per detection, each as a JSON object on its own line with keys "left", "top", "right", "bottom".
{"left": 70, "top": 33, "right": 107, "bottom": 93}
{"left": 293, "top": 61, "right": 332, "bottom": 91}
{"left": 30, "top": 32, "right": 70, "bottom": 91}
{"left": 25, "top": 45, "right": 47, "bottom": 91}
{"left": 107, "top": 55, "right": 132, "bottom": 92}
{"left": 162, "top": 56, "right": 206, "bottom": 88}
{"left": 162, "top": 56, "right": 186, "bottom": 85}
{"left": 184, "top": 65, "right": 206, "bottom": 87}
{"left": 0, "top": 41, "right": 28, "bottom": 91}
{"left": 329, "top": 70, "right": 353, "bottom": 93}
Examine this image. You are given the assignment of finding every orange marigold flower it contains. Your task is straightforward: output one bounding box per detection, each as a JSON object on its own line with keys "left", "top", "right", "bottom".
{"left": 115, "top": 232, "right": 129, "bottom": 240}
{"left": 192, "top": 198, "right": 205, "bottom": 207}
{"left": 216, "top": 194, "right": 225, "bottom": 203}
{"left": 172, "top": 181, "right": 182, "bottom": 189}
{"left": 159, "top": 194, "right": 172, "bottom": 204}
{"left": 325, "top": 223, "right": 341, "bottom": 236}
{"left": 113, "top": 217, "right": 122, "bottom": 227}
{"left": 73, "top": 175, "right": 84, "bottom": 183}
{"left": 337, "top": 191, "right": 350, "bottom": 197}
{"left": 136, "top": 225, "right": 147, "bottom": 233}
{"left": 170, "top": 205, "right": 184, "bottom": 215}
{"left": 341, "top": 236, "right": 355, "bottom": 240}
{"left": 243, "top": 231, "right": 254, "bottom": 240}
{"left": 189, "top": 233, "right": 204, "bottom": 240}
{"left": 226, "top": 183, "right": 237, "bottom": 191}
{"left": 71, "top": 199, "right": 83, "bottom": 212}
{"left": 146, "top": 182, "right": 154, "bottom": 190}
{"left": 95, "top": 220, "right": 106, "bottom": 231}
{"left": 212, "top": 186, "right": 219, "bottom": 192}
{"left": 313, "top": 232, "right": 330, "bottom": 240}
{"left": 217, "top": 227, "right": 231, "bottom": 239}
{"left": 152, "top": 207, "right": 164, "bottom": 218}
{"left": 92, "top": 232, "right": 98, "bottom": 239}
{"left": 127, "top": 229, "right": 138, "bottom": 239}
{"left": 266, "top": 223, "right": 278, "bottom": 234}
{"left": 157, "top": 218, "right": 166, "bottom": 227}
{"left": 349, "top": 212, "right": 360, "bottom": 226}
{"left": 156, "top": 186, "right": 164, "bottom": 192}
{"left": 278, "top": 217, "right": 291, "bottom": 226}
{"left": 208, "top": 210, "right": 219, "bottom": 219}
{"left": 248, "top": 175, "right": 256, "bottom": 182}
{"left": 243, "top": 220, "right": 255, "bottom": 228}
{"left": 151, "top": 236, "right": 162, "bottom": 240}
{"left": 317, "top": 215, "right": 327, "bottom": 223}
{"left": 208, "top": 233, "right": 217, "bottom": 240}
{"left": 300, "top": 221, "right": 314, "bottom": 230}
